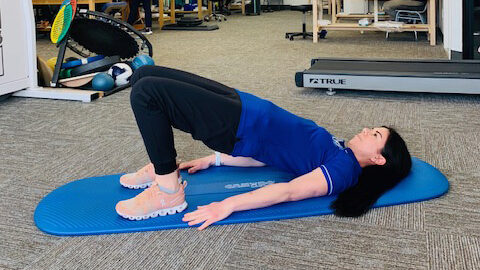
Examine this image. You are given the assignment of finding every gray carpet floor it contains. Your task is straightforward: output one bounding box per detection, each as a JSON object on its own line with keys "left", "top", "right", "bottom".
{"left": 1, "top": 10, "right": 480, "bottom": 270}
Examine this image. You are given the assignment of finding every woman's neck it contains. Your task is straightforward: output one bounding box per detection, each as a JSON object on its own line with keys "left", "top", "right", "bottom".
{"left": 347, "top": 143, "right": 371, "bottom": 168}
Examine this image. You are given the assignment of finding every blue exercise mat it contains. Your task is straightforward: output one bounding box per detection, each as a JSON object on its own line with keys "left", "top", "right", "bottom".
{"left": 34, "top": 157, "right": 449, "bottom": 236}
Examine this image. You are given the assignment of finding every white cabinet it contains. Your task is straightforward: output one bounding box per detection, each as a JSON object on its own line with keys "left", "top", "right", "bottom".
{"left": 0, "top": 0, "right": 33, "bottom": 96}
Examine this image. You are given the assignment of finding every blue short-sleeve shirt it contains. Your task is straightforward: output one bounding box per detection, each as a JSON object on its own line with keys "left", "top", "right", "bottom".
{"left": 231, "top": 90, "right": 362, "bottom": 195}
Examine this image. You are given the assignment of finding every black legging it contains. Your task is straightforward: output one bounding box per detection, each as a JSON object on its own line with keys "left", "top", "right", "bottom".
{"left": 127, "top": 0, "right": 152, "bottom": 28}
{"left": 130, "top": 66, "right": 242, "bottom": 175}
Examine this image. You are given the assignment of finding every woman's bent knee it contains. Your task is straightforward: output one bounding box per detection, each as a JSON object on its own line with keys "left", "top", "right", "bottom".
{"left": 130, "top": 77, "right": 172, "bottom": 108}
{"left": 131, "top": 65, "right": 156, "bottom": 85}
{"left": 130, "top": 65, "right": 169, "bottom": 86}
{"left": 130, "top": 77, "right": 152, "bottom": 106}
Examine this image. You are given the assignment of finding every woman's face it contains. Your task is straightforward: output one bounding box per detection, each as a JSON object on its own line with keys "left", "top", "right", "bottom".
{"left": 348, "top": 127, "right": 390, "bottom": 165}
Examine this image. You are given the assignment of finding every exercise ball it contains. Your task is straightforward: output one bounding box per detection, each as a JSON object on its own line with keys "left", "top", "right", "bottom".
{"left": 47, "top": 57, "right": 57, "bottom": 71}
{"left": 92, "top": 73, "right": 115, "bottom": 91}
{"left": 131, "top": 55, "right": 155, "bottom": 70}
{"left": 107, "top": 63, "right": 133, "bottom": 86}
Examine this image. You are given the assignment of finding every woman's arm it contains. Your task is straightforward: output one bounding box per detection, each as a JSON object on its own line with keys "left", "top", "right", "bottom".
{"left": 182, "top": 167, "right": 328, "bottom": 230}
{"left": 179, "top": 154, "right": 265, "bottom": 174}
{"left": 217, "top": 153, "right": 266, "bottom": 167}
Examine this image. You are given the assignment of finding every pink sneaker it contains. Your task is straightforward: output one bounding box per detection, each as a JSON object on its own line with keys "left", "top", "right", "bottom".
{"left": 116, "top": 179, "right": 188, "bottom": 220}
{"left": 120, "top": 163, "right": 155, "bottom": 189}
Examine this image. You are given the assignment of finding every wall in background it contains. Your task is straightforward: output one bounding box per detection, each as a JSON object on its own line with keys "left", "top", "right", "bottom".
{"left": 440, "top": 0, "right": 463, "bottom": 58}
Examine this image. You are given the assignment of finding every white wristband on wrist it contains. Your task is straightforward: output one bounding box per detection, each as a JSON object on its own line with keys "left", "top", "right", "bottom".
{"left": 214, "top": 151, "right": 222, "bottom": 166}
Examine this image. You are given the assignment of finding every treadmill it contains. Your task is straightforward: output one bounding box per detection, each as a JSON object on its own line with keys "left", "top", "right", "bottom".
{"left": 295, "top": 58, "right": 480, "bottom": 94}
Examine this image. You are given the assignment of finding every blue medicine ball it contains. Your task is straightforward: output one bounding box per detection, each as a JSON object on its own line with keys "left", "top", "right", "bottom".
{"left": 92, "top": 73, "right": 115, "bottom": 91}
{"left": 131, "top": 55, "right": 155, "bottom": 70}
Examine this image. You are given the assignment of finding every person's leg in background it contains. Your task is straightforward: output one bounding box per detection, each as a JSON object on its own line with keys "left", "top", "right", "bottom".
{"left": 127, "top": 0, "right": 141, "bottom": 26}
{"left": 141, "top": 0, "right": 153, "bottom": 34}
{"left": 127, "top": 0, "right": 153, "bottom": 34}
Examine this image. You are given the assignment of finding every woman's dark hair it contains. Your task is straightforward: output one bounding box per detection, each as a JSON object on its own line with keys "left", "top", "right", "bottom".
{"left": 330, "top": 126, "right": 412, "bottom": 217}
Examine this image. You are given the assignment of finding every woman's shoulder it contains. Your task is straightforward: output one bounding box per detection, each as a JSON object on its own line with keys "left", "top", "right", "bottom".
{"left": 319, "top": 150, "right": 361, "bottom": 195}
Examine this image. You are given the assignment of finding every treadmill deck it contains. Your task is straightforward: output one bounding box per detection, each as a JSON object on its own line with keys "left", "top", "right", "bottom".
{"left": 307, "top": 58, "right": 480, "bottom": 79}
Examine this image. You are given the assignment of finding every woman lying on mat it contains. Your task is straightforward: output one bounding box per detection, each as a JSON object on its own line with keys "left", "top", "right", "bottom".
{"left": 115, "top": 66, "right": 412, "bottom": 230}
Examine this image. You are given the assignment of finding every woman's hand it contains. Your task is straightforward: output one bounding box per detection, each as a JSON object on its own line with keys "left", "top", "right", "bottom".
{"left": 182, "top": 202, "right": 233, "bottom": 230}
{"left": 178, "top": 155, "right": 214, "bottom": 174}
